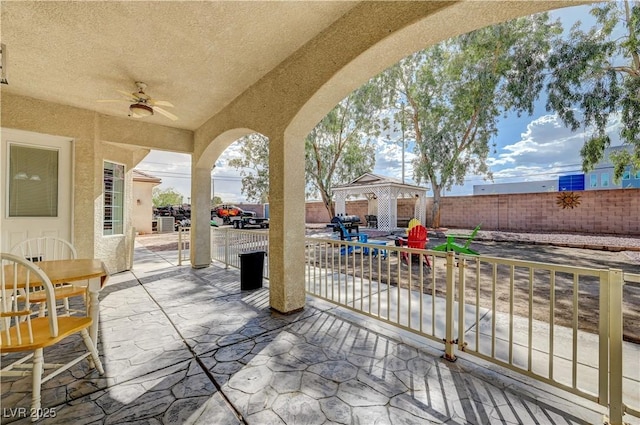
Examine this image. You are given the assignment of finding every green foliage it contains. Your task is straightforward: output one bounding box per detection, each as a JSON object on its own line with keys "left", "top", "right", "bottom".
{"left": 211, "top": 196, "right": 223, "bottom": 206}
{"left": 227, "top": 134, "right": 270, "bottom": 203}
{"left": 227, "top": 86, "right": 382, "bottom": 217}
{"left": 375, "top": 13, "right": 560, "bottom": 226}
{"left": 305, "top": 83, "right": 381, "bottom": 216}
{"left": 152, "top": 187, "right": 183, "bottom": 207}
{"left": 546, "top": 0, "right": 640, "bottom": 180}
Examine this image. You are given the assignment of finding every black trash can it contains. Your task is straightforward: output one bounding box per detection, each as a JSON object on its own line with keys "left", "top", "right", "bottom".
{"left": 239, "top": 250, "right": 266, "bottom": 290}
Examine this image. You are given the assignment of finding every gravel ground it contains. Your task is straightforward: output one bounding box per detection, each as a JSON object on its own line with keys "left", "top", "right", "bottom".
{"left": 451, "top": 228, "right": 640, "bottom": 264}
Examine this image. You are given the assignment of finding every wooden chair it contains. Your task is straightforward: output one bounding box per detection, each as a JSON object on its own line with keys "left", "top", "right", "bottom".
{"left": 11, "top": 237, "right": 87, "bottom": 316}
{"left": 433, "top": 224, "right": 481, "bottom": 255}
{"left": 406, "top": 218, "right": 421, "bottom": 234}
{"left": 0, "top": 253, "right": 104, "bottom": 422}
{"left": 401, "top": 224, "right": 431, "bottom": 269}
{"left": 365, "top": 215, "right": 378, "bottom": 228}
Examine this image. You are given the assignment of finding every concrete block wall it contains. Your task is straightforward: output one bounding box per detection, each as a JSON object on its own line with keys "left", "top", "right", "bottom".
{"left": 432, "top": 188, "right": 640, "bottom": 235}
{"left": 305, "top": 188, "right": 640, "bottom": 235}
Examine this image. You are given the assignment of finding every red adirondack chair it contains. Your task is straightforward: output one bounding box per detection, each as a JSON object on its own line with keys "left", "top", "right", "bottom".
{"left": 401, "top": 224, "right": 431, "bottom": 269}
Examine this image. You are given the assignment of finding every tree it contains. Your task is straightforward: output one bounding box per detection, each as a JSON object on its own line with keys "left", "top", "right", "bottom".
{"left": 229, "top": 85, "right": 382, "bottom": 217}
{"left": 152, "top": 187, "right": 183, "bottom": 207}
{"left": 211, "top": 196, "right": 223, "bottom": 206}
{"left": 227, "top": 134, "right": 270, "bottom": 203}
{"left": 375, "top": 13, "right": 560, "bottom": 227}
{"left": 546, "top": 0, "right": 640, "bottom": 179}
{"left": 305, "top": 84, "right": 382, "bottom": 217}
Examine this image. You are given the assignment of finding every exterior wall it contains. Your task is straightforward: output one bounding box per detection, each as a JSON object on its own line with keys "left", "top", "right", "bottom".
{"left": 306, "top": 189, "right": 640, "bottom": 235}
{"left": 474, "top": 180, "right": 557, "bottom": 195}
{"left": 132, "top": 181, "right": 157, "bottom": 234}
{"left": 0, "top": 94, "right": 186, "bottom": 273}
{"left": 433, "top": 189, "right": 640, "bottom": 235}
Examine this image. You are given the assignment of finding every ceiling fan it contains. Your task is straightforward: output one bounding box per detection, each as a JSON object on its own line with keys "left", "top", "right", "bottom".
{"left": 97, "top": 81, "right": 178, "bottom": 121}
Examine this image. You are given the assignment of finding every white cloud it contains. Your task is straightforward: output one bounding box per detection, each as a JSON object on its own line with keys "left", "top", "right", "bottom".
{"left": 488, "top": 114, "right": 585, "bottom": 169}
{"left": 137, "top": 143, "right": 248, "bottom": 204}
{"left": 373, "top": 139, "right": 417, "bottom": 183}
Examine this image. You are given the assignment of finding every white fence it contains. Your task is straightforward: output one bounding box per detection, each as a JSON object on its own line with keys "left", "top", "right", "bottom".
{"left": 210, "top": 230, "right": 639, "bottom": 425}
{"left": 211, "top": 227, "right": 269, "bottom": 277}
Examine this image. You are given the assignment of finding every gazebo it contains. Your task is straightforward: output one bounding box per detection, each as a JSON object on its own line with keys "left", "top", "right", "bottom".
{"left": 333, "top": 173, "right": 428, "bottom": 232}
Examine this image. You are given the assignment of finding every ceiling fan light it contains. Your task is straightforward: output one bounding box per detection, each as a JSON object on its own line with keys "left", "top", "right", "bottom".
{"left": 129, "top": 103, "right": 153, "bottom": 118}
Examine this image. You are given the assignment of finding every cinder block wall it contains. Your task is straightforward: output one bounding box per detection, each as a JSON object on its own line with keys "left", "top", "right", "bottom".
{"left": 430, "top": 189, "right": 640, "bottom": 235}
{"left": 305, "top": 189, "right": 640, "bottom": 235}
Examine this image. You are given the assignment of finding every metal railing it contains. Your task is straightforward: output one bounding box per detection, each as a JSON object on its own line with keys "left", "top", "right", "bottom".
{"left": 177, "top": 225, "right": 190, "bottom": 265}
{"left": 211, "top": 227, "right": 269, "bottom": 277}
{"left": 303, "top": 236, "right": 638, "bottom": 425}
{"left": 210, "top": 230, "right": 638, "bottom": 425}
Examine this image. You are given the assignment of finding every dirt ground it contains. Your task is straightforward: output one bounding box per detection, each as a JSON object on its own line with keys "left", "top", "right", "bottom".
{"left": 136, "top": 229, "right": 640, "bottom": 343}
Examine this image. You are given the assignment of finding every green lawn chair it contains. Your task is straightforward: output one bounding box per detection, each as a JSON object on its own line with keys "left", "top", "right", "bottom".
{"left": 433, "top": 224, "right": 481, "bottom": 255}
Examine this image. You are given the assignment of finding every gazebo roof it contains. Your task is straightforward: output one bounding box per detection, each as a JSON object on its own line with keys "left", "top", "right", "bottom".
{"left": 334, "top": 173, "right": 427, "bottom": 192}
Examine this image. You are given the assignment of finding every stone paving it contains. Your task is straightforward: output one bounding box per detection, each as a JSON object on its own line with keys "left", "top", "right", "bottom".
{"left": 0, "top": 244, "right": 621, "bottom": 424}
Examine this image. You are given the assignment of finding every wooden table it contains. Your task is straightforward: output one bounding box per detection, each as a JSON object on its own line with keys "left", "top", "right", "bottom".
{"left": 3, "top": 259, "right": 109, "bottom": 349}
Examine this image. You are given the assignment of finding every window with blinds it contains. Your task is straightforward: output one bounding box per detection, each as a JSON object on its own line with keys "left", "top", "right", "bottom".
{"left": 8, "top": 144, "right": 59, "bottom": 217}
{"left": 104, "top": 161, "right": 124, "bottom": 235}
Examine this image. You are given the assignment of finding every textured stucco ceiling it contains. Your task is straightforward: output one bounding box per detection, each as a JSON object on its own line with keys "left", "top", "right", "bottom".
{"left": 0, "top": 1, "right": 358, "bottom": 130}
{"left": 1, "top": 1, "right": 583, "bottom": 136}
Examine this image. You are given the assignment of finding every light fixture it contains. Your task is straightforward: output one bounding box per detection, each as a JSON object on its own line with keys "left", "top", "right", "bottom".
{"left": 129, "top": 103, "right": 153, "bottom": 118}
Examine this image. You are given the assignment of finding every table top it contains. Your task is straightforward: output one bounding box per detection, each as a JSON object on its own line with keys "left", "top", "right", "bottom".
{"left": 2, "top": 259, "right": 109, "bottom": 288}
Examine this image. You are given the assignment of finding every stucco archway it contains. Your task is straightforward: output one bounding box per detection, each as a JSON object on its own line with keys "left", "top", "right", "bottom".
{"left": 188, "top": 2, "right": 582, "bottom": 314}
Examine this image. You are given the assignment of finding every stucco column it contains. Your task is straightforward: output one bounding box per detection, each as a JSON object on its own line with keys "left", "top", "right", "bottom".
{"left": 269, "top": 132, "right": 306, "bottom": 313}
{"left": 190, "top": 165, "right": 212, "bottom": 268}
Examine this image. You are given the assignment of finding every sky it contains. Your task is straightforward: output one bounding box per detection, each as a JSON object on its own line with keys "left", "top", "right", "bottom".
{"left": 136, "top": 4, "right": 622, "bottom": 203}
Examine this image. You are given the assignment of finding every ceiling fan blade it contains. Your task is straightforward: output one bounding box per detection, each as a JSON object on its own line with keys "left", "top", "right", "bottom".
{"left": 116, "top": 90, "right": 138, "bottom": 100}
{"left": 151, "top": 100, "right": 174, "bottom": 107}
{"left": 154, "top": 106, "right": 179, "bottom": 121}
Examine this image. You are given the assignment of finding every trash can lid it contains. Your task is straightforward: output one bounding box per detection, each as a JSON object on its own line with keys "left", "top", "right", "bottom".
{"left": 238, "top": 250, "right": 266, "bottom": 257}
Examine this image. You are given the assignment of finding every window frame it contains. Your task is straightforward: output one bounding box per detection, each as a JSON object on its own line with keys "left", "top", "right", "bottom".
{"left": 7, "top": 143, "right": 59, "bottom": 218}
{"left": 103, "top": 161, "right": 125, "bottom": 236}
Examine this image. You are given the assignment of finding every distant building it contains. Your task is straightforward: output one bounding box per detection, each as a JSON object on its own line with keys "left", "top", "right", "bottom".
{"left": 473, "top": 180, "right": 556, "bottom": 196}
{"left": 558, "top": 174, "right": 585, "bottom": 191}
{"left": 132, "top": 170, "right": 162, "bottom": 234}
{"left": 475, "top": 145, "right": 639, "bottom": 195}
{"left": 584, "top": 145, "right": 640, "bottom": 190}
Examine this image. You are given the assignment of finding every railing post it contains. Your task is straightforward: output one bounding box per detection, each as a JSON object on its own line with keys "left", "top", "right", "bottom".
{"left": 607, "top": 269, "right": 624, "bottom": 425}
{"left": 458, "top": 257, "right": 466, "bottom": 351}
{"left": 224, "top": 228, "right": 230, "bottom": 269}
{"left": 177, "top": 225, "right": 183, "bottom": 266}
{"left": 444, "top": 251, "right": 457, "bottom": 361}
{"left": 599, "top": 270, "right": 610, "bottom": 408}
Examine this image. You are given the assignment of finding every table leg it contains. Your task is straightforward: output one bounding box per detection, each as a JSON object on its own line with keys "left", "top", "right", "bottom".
{"left": 87, "top": 277, "right": 101, "bottom": 350}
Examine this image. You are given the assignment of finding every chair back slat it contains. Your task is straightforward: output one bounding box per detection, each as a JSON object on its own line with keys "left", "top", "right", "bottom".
{"left": 0, "top": 253, "right": 58, "bottom": 348}
{"left": 11, "top": 237, "right": 77, "bottom": 263}
{"left": 407, "top": 225, "right": 428, "bottom": 249}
